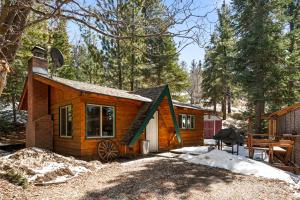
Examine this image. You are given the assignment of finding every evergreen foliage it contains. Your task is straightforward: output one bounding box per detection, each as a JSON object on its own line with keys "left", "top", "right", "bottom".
{"left": 202, "top": 2, "right": 236, "bottom": 119}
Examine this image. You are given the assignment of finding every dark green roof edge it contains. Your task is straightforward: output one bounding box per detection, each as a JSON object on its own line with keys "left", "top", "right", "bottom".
{"left": 128, "top": 85, "right": 181, "bottom": 147}
{"left": 166, "top": 88, "right": 181, "bottom": 144}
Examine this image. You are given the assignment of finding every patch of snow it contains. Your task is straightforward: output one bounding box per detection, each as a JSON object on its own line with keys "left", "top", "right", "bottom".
{"left": 0, "top": 147, "right": 101, "bottom": 185}
{"left": 121, "top": 156, "right": 164, "bottom": 166}
{"left": 179, "top": 149, "right": 300, "bottom": 186}
{"left": 156, "top": 152, "right": 178, "bottom": 158}
{"left": 204, "top": 139, "right": 216, "bottom": 146}
{"left": 31, "top": 162, "right": 65, "bottom": 174}
{"left": 221, "top": 145, "right": 269, "bottom": 162}
{"left": 171, "top": 146, "right": 210, "bottom": 155}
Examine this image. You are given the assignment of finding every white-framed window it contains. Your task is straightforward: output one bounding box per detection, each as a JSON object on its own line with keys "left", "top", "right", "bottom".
{"left": 86, "top": 104, "right": 115, "bottom": 138}
{"left": 179, "top": 114, "right": 195, "bottom": 129}
{"left": 59, "top": 105, "right": 72, "bottom": 137}
{"left": 179, "top": 114, "right": 187, "bottom": 129}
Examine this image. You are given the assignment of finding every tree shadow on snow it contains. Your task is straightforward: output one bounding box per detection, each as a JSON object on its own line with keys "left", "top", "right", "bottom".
{"left": 81, "top": 157, "right": 235, "bottom": 200}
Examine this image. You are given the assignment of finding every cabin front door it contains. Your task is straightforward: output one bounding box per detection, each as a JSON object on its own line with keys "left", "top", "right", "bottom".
{"left": 146, "top": 111, "right": 158, "bottom": 152}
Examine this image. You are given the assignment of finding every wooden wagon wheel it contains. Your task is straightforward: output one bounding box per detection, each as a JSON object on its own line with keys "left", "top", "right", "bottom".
{"left": 97, "top": 140, "right": 119, "bottom": 162}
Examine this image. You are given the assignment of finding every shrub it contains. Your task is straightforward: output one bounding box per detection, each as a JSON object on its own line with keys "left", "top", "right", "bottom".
{"left": 0, "top": 169, "right": 28, "bottom": 189}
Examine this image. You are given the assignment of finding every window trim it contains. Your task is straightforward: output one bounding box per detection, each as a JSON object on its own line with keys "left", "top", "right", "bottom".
{"left": 190, "top": 115, "right": 195, "bottom": 129}
{"left": 59, "top": 104, "right": 73, "bottom": 138}
{"left": 179, "top": 114, "right": 187, "bottom": 129}
{"left": 85, "top": 103, "right": 116, "bottom": 139}
{"left": 179, "top": 114, "right": 195, "bottom": 130}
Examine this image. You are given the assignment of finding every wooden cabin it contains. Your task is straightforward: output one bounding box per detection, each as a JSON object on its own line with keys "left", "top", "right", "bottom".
{"left": 268, "top": 103, "right": 300, "bottom": 165}
{"left": 18, "top": 47, "right": 206, "bottom": 160}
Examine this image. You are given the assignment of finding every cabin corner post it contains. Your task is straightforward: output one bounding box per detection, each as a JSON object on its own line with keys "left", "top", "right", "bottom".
{"left": 26, "top": 46, "right": 52, "bottom": 148}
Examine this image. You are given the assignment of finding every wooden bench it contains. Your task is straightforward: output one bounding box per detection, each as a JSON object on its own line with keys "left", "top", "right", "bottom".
{"left": 247, "top": 134, "right": 294, "bottom": 165}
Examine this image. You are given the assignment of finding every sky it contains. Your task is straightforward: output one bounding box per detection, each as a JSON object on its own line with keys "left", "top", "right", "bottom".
{"left": 66, "top": 0, "right": 224, "bottom": 68}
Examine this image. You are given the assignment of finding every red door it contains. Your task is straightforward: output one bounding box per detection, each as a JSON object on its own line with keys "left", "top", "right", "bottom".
{"left": 204, "top": 121, "right": 214, "bottom": 139}
{"left": 215, "top": 120, "right": 222, "bottom": 135}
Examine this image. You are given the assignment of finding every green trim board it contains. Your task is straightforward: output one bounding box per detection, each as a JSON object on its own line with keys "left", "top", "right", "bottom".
{"left": 166, "top": 89, "right": 181, "bottom": 143}
{"left": 128, "top": 85, "right": 181, "bottom": 147}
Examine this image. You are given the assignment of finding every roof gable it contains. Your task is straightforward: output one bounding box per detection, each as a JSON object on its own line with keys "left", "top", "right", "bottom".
{"left": 122, "top": 85, "right": 181, "bottom": 146}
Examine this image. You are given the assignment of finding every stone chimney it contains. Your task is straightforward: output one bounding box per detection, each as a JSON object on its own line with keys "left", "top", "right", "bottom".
{"left": 26, "top": 46, "right": 53, "bottom": 149}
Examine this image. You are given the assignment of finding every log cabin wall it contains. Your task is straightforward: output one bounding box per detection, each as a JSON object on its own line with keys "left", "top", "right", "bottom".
{"left": 273, "top": 107, "right": 300, "bottom": 165}
{"left": 174, "top": 106, "right": 204, "bottom": 147}
{"left": 50, "top": 86, "right": 82, "bottom": 156}
{"left": 157, "top": 97, "right": 179, "bottom": 150}
{"left": 49, "top": 85, "right": 204, "bottom": 159}
{"left": 275, "top": 108, "right": 300, "bottom": 135}
{"left": 79, "top": 94, "right": 145, "bottom": 159}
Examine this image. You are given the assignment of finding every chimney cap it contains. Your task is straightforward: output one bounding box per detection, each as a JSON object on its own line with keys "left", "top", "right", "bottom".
{"left": 31, "top": 46, "right": 46, "bottom": 59}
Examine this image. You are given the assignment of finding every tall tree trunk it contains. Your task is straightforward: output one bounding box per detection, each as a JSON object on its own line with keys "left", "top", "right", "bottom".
{"left": 130, "top": 4, "right": 135, "bottom": 91}
{"left": 255, "top": 100, "right": 265, "bottom": 134}
{"left": 0, "top": 0, "right": 33, "bottom": 96}
{"left": 190, "top": 92, "right": 194, "bottom": 105}
{"left": 130, "top": 49, "right": 135, "bottom": 91}
{"left": 222, "top": 96, "right": 226, "bottom": 120}
{"left": 227, "top": 88, "right": 231, "bottom": 114}
{"left": 255, "top": 77, "right": 265, "bottom": 133}
{"left": 117, "top": 38, "right": 122, "bottom": 89}
{"left": 213, "top": 99, "right": 217, "bottom": 113}
{"left": 116, "top": 0, "right": 122, "bottom": 90}
{"left": 11, "top": 93, "right": 17, "bottom": 124}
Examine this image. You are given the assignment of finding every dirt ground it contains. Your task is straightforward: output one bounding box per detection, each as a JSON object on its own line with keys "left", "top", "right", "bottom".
{"left": 0, "top": 154, "right": 299, "bottom": 200}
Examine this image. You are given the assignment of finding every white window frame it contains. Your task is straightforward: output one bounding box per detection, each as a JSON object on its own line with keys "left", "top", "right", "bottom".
{"left": 179, "top": 114, "right": 187, "bottom": 129}
{"left": 86, "top": 104, "right": 115, "bottom": 139}
{"left": 59, "top": 105, "right": 72, "bottom": 138}
{"left": 179, "top": 114, "right": 195, "bottom": 130}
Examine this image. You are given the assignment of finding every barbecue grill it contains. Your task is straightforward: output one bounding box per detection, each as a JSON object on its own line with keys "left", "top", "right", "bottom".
{"left": 213, "top": 128, "right": 244, "bottom": 155}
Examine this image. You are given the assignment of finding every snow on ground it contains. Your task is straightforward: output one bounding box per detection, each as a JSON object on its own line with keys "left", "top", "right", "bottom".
{"left": 171, "top": 146, "right": 211, "bottom": 155}
{"left": 0, "top": 147, "right": 102, "bottom": 185}
{"left": 204, "top": 139, "right": 216, "bottom": 146}
{"left": 179, "top": 149, "right": 300, "bottom": 186}
{"left": 222, "top": 145, "right": 269, "bottom": 162}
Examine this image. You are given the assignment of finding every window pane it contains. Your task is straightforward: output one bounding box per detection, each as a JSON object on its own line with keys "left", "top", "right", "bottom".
{"left": 187, "top": 115, "right": 191, "bottom": 129}
{"left": 102, "top": 106, "right": 114, "bottom": 137}
{"left": 86, "top": 105, "right": 100, "bottom": 137}
{"left": 60, "top": 107, "right": 67, "bottom": 136}
{"left": 179, "top": 115, "right": 182, "bottom": 128}
{"left": 67, "top": 106, "right": 72, "bottom": 136}
{"left": 191, "top": 116, "right": 195, "bottom": 129}
{"left": 182, "top": 115, "right": 187, "bottom": 128}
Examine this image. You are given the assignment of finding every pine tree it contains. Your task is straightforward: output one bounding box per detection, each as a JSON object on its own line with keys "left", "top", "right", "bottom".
{"left": 49, "top": 19, "right": 75, "bottom": 79}
{"left": 188, "top": 60, "right": 202, "bottom": 105}
{"left": 232, "top": 0, "right": 287, "bottom": 133}
{"left": 202, "top": 33, "right": 222, "bottom": 113}
{"left": 71, "top": 43, "right": 105, "bottom": 85}
{"left": 142, "top": 36, "right": 189, "bottom": 100}
{"left": 214, "top": 2, "right": 236, "bottom": 119}
{"left": 284, "top": 0, "right": 300, "bottom": 105}
{"left": 202, "top": 2, "right": 236, "bottom": 119}
{"left": 1, "top": 20, "right": 50, "bottom": 123}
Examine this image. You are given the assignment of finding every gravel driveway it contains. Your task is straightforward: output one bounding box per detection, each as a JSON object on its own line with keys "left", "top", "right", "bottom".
{"left": 0, "top": 154, "right": 299, "bottom": 200}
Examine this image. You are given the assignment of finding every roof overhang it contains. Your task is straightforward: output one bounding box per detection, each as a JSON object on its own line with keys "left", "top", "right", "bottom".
{"left": 269, "top": 103, "right": 300, "bottom": 118}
